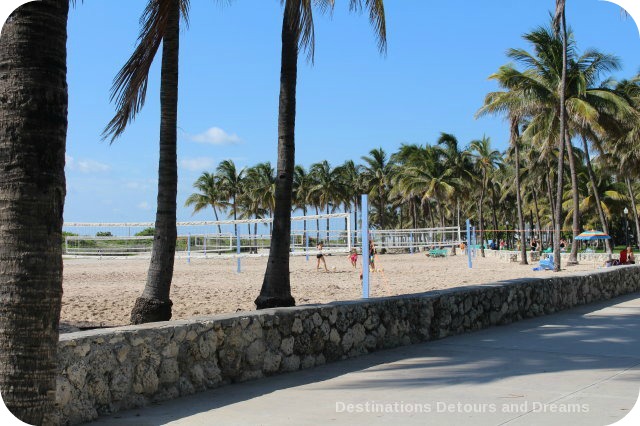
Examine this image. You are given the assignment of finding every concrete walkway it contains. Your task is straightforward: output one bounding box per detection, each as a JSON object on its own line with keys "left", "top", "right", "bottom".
{"left": 94, "top": 295, "right": 640, "bottom": 426}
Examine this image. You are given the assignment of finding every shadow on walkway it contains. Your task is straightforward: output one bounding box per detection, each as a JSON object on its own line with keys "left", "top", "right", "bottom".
{"left": 95, "top": 293, "right": 640, "bottom": 425}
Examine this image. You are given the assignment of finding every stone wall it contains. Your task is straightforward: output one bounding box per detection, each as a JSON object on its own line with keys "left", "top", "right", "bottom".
{"left": 485, "top": 249, "right": 615, "bottom": 263}
{"left": 52, "top": 266, "right": 640, "bottom": 424}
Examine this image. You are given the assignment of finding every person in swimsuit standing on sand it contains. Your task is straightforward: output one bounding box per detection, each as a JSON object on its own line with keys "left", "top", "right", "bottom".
{"left": 316, "top": 241, "right": 329, "bottom": 271}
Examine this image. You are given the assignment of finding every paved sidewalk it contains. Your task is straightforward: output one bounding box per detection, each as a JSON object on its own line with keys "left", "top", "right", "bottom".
{"left": 95, "top": 295, "right": 640, "bottom": 426}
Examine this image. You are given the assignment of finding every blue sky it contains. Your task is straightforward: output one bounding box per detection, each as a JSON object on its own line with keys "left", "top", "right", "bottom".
{"left": 57, "top": 1, "right": 639, "bottom": 222}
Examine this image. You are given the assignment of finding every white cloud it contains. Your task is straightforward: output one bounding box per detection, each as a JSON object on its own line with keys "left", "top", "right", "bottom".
{"left": 189, "top": 127, "right": 242, "bottom": 145}
{"left": 65, "top": 155, "right": 110, "bottom": 173}
{"left": 180, "top": 157, "right": 216, "bottom": 172}
{"left": 137, "top": 201, "right": 151, "bottom": 210}
{"left": 124, "top": 181, "right": 152, "bottom": 191}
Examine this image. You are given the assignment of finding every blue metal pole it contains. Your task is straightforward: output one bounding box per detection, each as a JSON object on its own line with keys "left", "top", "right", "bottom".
{"left": 305, "top": 230, "right": 309, "bottom": 262}
{"left": 203, "top": 233, "right": 207, "bottom": 258}
{"left": 361, "top": 194, "right": 369, "bottom": 299}
{"left": 236, "top": 233, "right": 241, "bottom": 273}
{"left": 466, "top": 219, "right": 472, "bottom": 269}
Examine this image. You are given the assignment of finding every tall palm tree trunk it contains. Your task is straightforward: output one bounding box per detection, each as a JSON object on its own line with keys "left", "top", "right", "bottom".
{"left": 547, "top": 160, "right": 556, "bottom": 228}
{"left": 581, "top": 136, "right": 612, "bottom": 253}
{"left": 512, "top": 120, "right": 528, "bottom": 264}
{"left": 490, "top": 185, "right": 499, "bottom": 243}
{"left": 326, "top": 205, "right": 330, "bottom": 242}
{"left": 626, "top": 177, "right": 640, "bottom": 250}
{"left": 532, "top": 187, "right": 543, "bottom": 248}
{"left": 303, "top": 205, "right": 307, "bottom": 235}
{"left": 554, "top": 7, "right": 568, "bottom": 272}
{"left": 130, "top": 1, "right": 180, "bottom": 323}
{"left": 427, "top": 202, "right": 436, "bottom": 229}
{"left": 546, "top": 165, "right": 556, "bottom": 248}
{"left": 233, "top": 199, "right": 238, "bottom": 237}
{"left": 478, "top": 177, "right": 487, "bottom": 257}
{"left": 256, "top": 3, "right": 297, "bottom": 309}
{"left": 212, "top": 205, "right": 222, "bottom": 234}
{"left": 0, "top": 1, "right": 68, "bottom": 423}
{"left": 553, "top": 0, "right": 576, "bottom": 272}
{"left": 564, "top": 129, "right": 580, "bottom": 264}
{"left": 315, "top": 206, "right": 320, "bottom": 241}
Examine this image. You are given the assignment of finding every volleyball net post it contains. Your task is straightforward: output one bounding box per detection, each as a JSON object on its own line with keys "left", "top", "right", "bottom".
{"left": 236, "top": 233, "right": 241, "bottom": 273}
{"left": 361, "top": 194, "right": 369, "bottom": 299}
{"left": 466, "top": 219, "right": 472, "bottom": 269}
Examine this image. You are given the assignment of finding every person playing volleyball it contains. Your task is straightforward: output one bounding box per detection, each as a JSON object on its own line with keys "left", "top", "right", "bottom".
{"left": 348, "top": 249, "right": 358, "bottom": 268}
{"left": 316, "top": 241, "right": 329, "bottom": 271}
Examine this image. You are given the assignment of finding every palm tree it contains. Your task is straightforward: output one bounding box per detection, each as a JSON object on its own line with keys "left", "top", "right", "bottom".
{"left": 245, "top": 162, "right": 276, "bottom": 233}
{"left": 553, "top": 0, "right": 568, "bottom": 270}
{"left": 477, "top": 72, "right": 532, "bottom": 264}
{"left": 436, "top": 133, "right": 473, "bottom": 231}
{"left": 293, "top": 165, "right": 313, "bottom": 237}
{"left": 256, "top": 0, "right": 387, "bottom": 309}
{"left": 361, "top": 147, "right": 394, "bottom": 229}
{"left": 335, "top": 160, "right": 362, "bottom": 236}
{"left": 104, "top": 0, "right": 189, "bottom": 323}
{"left": 470, "top": 136, "right": 502, "bottom": 257}
{"left": 0, "top": 1, "right": 68, "bottom": 422}
{"left": 491, "top": 21, "right": 624, "bottom": 267}
{"left": 185, "top": 172, "right": 227, "bottom": 234}
{"left": 309, "top": 160, "right": 343, "bottom": 241}
{"left": 608, "top": 77, "right": 640, "bottom": 248}
{"left": 390, "top": 144, "right": 425, "bottom": 230}
{"left": 217, "top": 159, "right": 245, "bottom": 237}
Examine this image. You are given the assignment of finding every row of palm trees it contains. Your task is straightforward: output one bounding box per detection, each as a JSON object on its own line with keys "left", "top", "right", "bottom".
{"left": 188, "top": 120, "right": 639, "bottom": 258}
{"left": 185, "top": 153, "right": 392, "bottom": 236}
{"left": 184, "top": 20, "right": 640, "bottom": 278}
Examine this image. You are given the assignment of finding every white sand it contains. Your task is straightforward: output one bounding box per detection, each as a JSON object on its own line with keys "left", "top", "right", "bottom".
{"left": 60, "top": 252, "right": 597, "bottom": 329}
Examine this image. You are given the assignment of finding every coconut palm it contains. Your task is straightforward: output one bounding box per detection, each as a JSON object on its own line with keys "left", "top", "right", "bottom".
{"left": 0, "top": 1, "right": 68, "bottom": 422}
{"left": 361, "top": 147, "right": 394, "bottom": 229}
{"left": 470, "top": 136, "right": 502, "bottom": 257}
{"left": 256, "top": 0, "right": 387, "bottom": 309}
{"left": 491, "top": 22, "right": 625, "bottom": 267}
{"left": 477, "top": 71, "right": 533, "bottom": 264}
{"left": 335, "top": 160, "right": 362, "bottom": 235}
{"left": 608, "top": 77, "right": 640, "bottom": 248}
{"left": 293, "top": 164, "right": 314, "bottom": 239}
{"left": 552, "top": 0, "right": 568, "bottom": 270}
{"left": 245, "top": 162, "right": 276, "bottom": 234}
{"left": 390, "top": 144, "right": 425, "bottom": 230}
{"left": 185, "top": 172, "right": 228, "bottom": 234}
{"left": 436, "top": 133, "right": 473, "bottom": 230}
{"left": 104, "top": 0, "right": 189, "bottom": 323}
{"left": 217, "top": 159, "right": 245, "bottom": 237}
{"left": 309, "top": 160, "right": 343, "bottom": 241}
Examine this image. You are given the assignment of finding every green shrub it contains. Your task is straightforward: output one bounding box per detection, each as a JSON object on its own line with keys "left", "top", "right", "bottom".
{"left": 135, "top": 227, "right": 155, "bottom": 237}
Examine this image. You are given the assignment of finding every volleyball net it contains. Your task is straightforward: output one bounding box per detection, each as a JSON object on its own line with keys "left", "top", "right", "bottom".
{"left": 63, "top": 213, "right": 353, "bottom": 259}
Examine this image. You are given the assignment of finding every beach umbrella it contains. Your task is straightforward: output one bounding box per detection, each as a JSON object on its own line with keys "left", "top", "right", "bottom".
{"left": 574, "top": 230, "right": 611, "bottom": 240}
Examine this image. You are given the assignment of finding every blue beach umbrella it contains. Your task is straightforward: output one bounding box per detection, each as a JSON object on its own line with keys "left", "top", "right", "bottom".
{"left": 574, "top": 230, "right": 611, "bottom": 241}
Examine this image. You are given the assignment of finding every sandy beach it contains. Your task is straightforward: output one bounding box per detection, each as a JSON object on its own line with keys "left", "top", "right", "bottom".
{"left": 60, "top": 251, "right": 597, "bottom": 330}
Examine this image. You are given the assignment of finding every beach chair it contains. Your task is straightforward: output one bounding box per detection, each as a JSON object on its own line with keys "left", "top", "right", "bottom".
{"left": 427, "top": 248, "right": 447, "bottom": 258}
